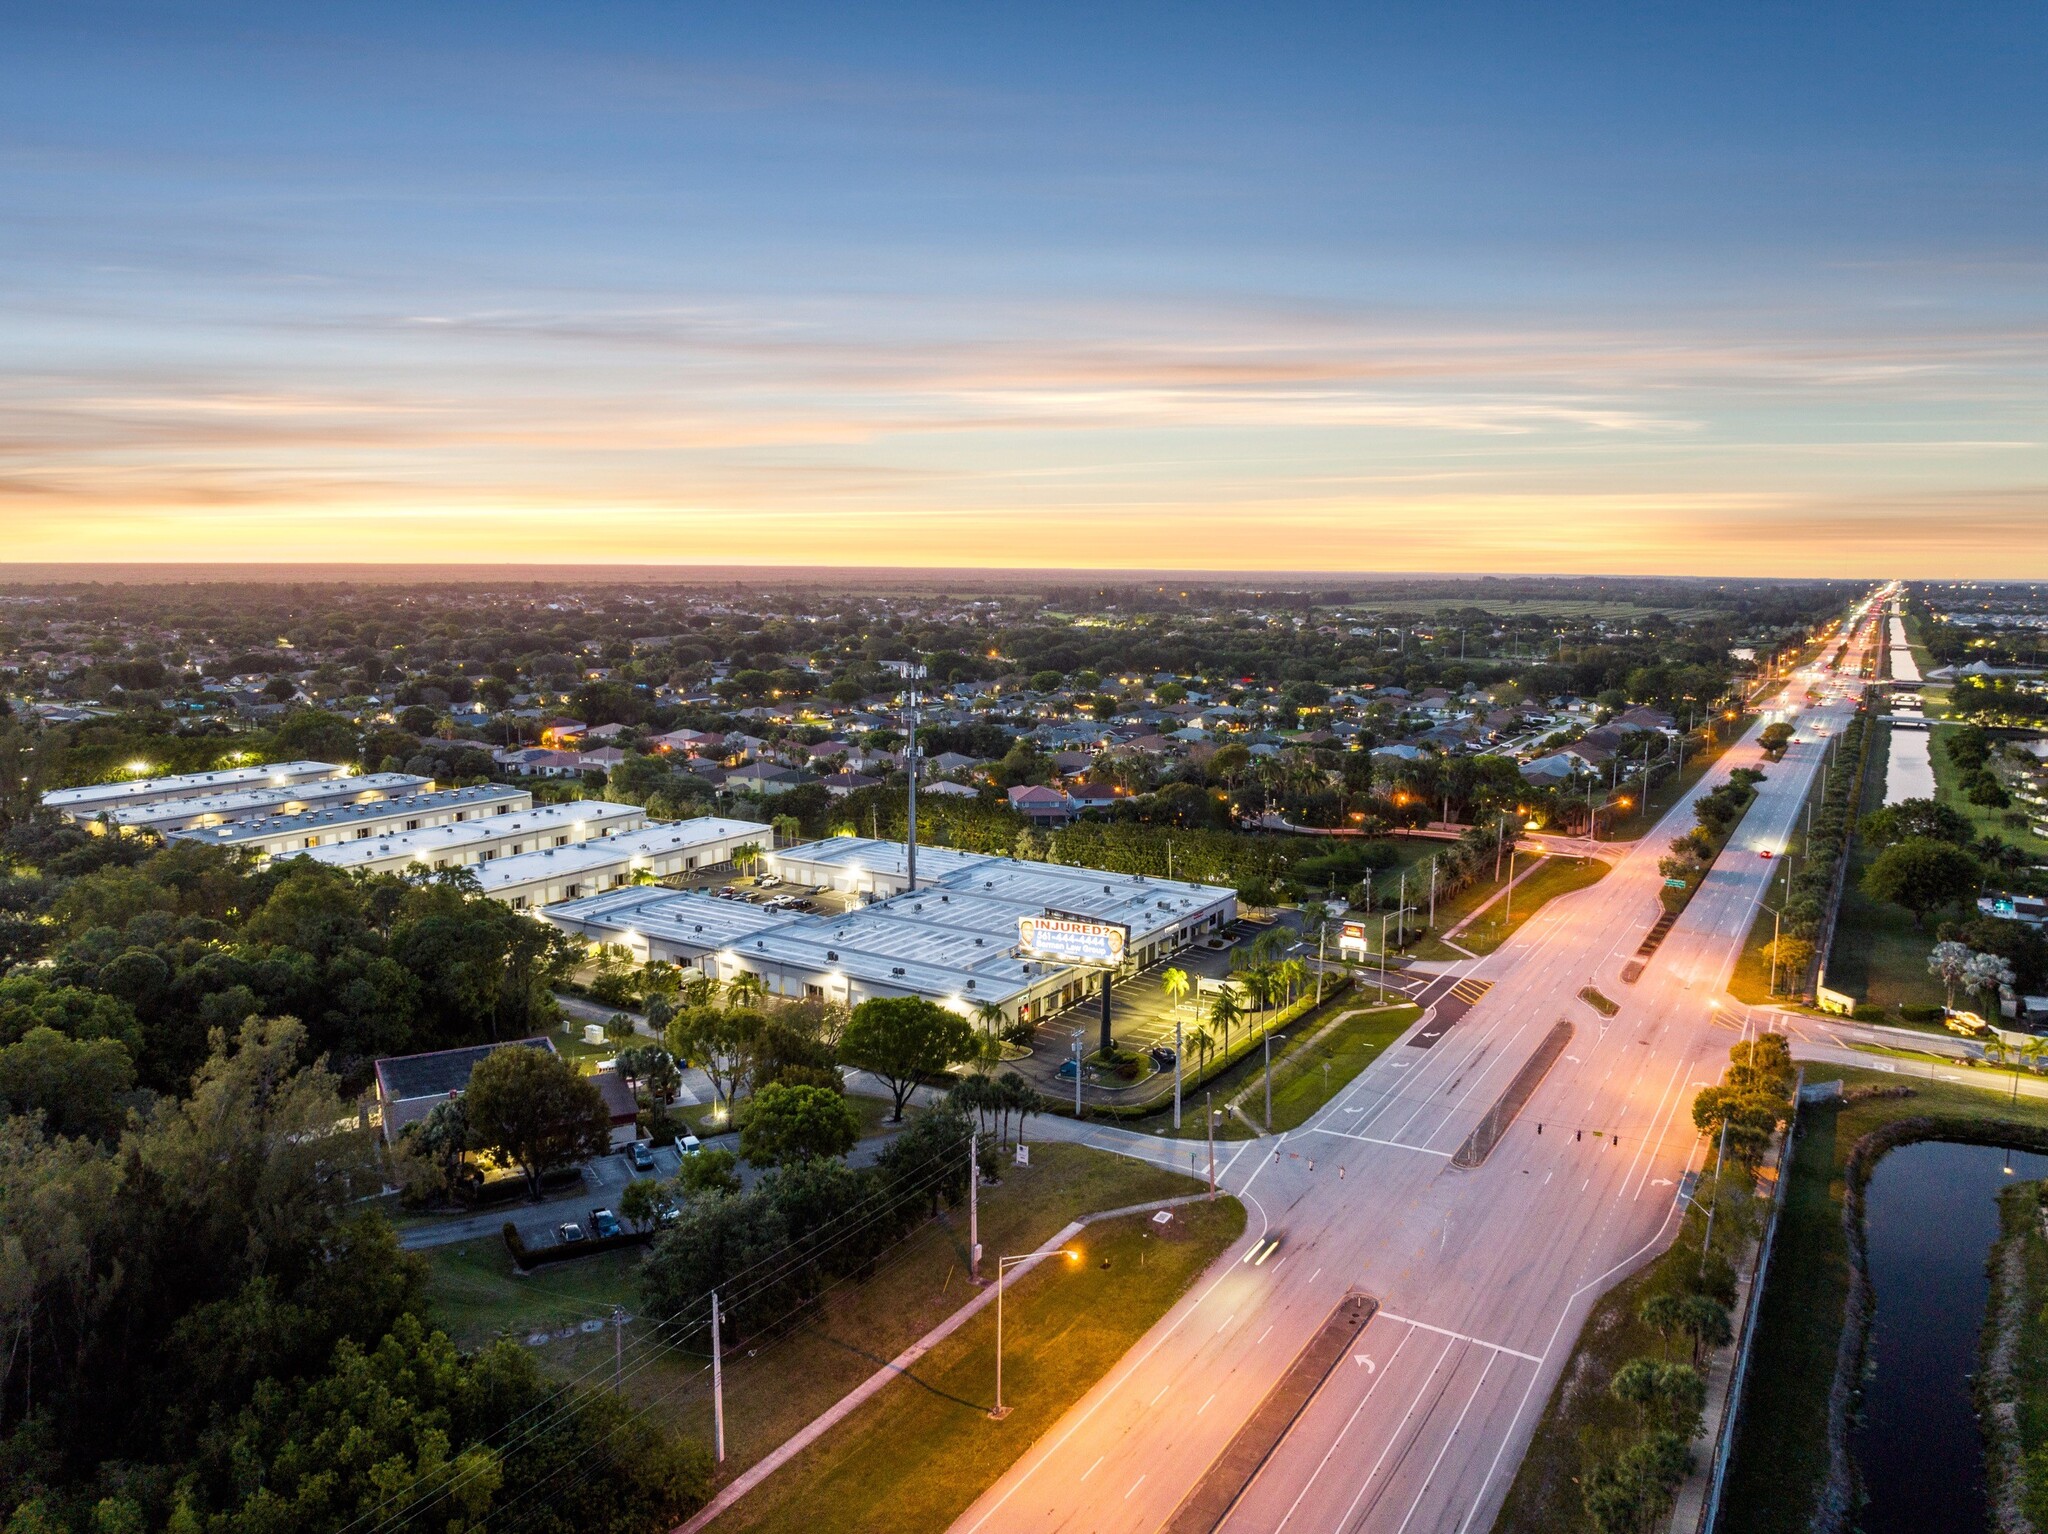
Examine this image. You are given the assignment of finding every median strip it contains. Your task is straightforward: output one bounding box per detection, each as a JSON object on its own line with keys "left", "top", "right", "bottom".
{"left": 1450, "top": 1020, "right": 1574, "bottom": 1169}
{"left": 1161, "top": 1292, "right": 1378, "bottom": 1533}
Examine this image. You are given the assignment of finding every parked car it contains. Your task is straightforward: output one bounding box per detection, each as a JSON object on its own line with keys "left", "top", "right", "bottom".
{"left": 629, "top": 1140, "right": 655, "bottom": 1171}
{"left": 589, "top": 1208, "right": 623, "bottom": 1239}
{"left": 555, "top": 1222, "right": 586, "bottom": 1245}
{"left": 1148, "top": 1045, "right": 1178, "bottom": 1068}
{"left": 1056, "top": 1059, "right": 1079, "bottom": 1080}
{"left": 675, "top": 1133, "right": 702, "bottom": 1156}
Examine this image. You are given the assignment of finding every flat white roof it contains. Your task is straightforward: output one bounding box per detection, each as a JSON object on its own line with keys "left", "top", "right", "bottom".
{"left": 548, "top": 837, "right": 1237, "bottom": 1008}
{"left": 167, "top": 784, "right": 530, "bottom": 847}
{"left": 472, "top": 817, "right": 769, "bottom": 894}
{"left": 43, "top": 760, "right": 346, "bottom": 812}
{"left": 106, "top": 773, "right": 432, "bottom": 830}
{"left": 768, "top": 837, "right": 1234, "bottom": 946}
{"left": 300, "top": 799, "right": 643, "bottom": 870}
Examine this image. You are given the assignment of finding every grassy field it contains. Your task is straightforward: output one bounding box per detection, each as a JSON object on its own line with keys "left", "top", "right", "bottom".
{"left": 1994, "top": 1179, "right": 2048, "bottom": 1512}
{"left": 1716, "top": 1067, "right": 2048, "bottom": 1534}
{"left": 1387, "top": 849, "right": 1610, "bottom": 963}
{"left": 706, "top": 1195, "right": 1247, "bottom": 1534}
{"left": 1434, "top": 854, "right": 1609, "bottom": 958}
{"left": 422, "top": 1142, "right": 1207, "bottom": 1482}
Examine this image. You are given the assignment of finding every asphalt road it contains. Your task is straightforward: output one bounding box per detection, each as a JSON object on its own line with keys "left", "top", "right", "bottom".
{"left": 949, "top": 591, "right": 1890, "bottom": 1534}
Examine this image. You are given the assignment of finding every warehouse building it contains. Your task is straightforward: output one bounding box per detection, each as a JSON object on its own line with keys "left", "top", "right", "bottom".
{"left": 475, "top": 817, "right": 769, "bottom": 910}
{"left": 298, "top": 799, "right": 646, "bottom": 877}
{"left": 542, "top": 836, "right": 1236, "bottom": 1024}
{"left": 97, "top": 772, "right": 433, "bottom": 837}
{"left": 166, "top": 784, "right": 533, "bottom": 862}
{"left": 43, "top": 760, "right": 350, "bottom": 821}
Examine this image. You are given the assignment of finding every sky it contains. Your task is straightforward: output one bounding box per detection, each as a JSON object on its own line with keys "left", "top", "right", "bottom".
{"left": 2, "top": 1, "right": 2044, "bottom": 576}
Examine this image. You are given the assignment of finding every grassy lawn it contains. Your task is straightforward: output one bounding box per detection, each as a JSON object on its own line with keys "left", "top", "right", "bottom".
{"left": 1932, "top": 721, "right": 2048, "bottom": 859}
{"left": 1155, "top": 999, "right": 1425, "bottom": 1139}
{"left": 1995, "top": 1180, "right": 2048, "bottom": 1494}
{"left": 421, "top": 1142, "right": 1205, "bottom": 1482}
{"left": 706, "top": 1195, "right": 1247, "bottom": 1534}
{"left": 1717, "top": 1067, "right": 2048, "bottom": 1534}
{"left": 1449, "top": 855, "right": 1610, "bottom": 957}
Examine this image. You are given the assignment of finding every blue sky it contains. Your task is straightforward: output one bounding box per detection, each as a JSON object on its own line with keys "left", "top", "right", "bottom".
{"left": 3, "top": 1, "right": 2043, "bottom": 573}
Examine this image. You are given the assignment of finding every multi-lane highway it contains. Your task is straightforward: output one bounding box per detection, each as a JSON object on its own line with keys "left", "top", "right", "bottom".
{"left": 951, "top": 589, "right": 1889, "bottom": 1534}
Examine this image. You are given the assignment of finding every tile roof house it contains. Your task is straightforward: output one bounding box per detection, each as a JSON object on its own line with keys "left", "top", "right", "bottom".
{"left": 1007, "top": 784, "right": 1076, "bottom": 827}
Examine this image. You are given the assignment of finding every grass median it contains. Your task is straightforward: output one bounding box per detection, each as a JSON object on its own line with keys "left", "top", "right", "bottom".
{"left": 1154, "top": 999, "right": 1422, "bottom": 1140}
{"left": 706, "top": 1194, "right": 1247, "bottom": 1534}
{"left": 423, "top": 1141, "right": 1205, "bottom": 1483}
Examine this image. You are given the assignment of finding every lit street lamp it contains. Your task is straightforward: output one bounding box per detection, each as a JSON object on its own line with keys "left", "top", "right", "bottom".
{"left": 990, "top": 1247, "right": 1082, "bottom": 1419}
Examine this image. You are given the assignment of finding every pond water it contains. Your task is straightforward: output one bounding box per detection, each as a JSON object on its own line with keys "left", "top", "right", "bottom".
{"left": 1853, "top": 1139, "right": 2048, "bottom": 1534}
{"left": 1883, "top": 725, "right": 1935, "bottom": 805}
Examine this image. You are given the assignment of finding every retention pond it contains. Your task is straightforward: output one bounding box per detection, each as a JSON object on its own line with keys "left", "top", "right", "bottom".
{"left": 1853, "top": 1139, "right": 2048, "bottom": 1533}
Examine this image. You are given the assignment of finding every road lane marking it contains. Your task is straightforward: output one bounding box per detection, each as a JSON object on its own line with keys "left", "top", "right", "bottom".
{"left": 1393, "top": 1352, "right": 1499, "bottom": 1534}
{"left": 1125, "top": 1473, "right": 1146, "bottom": 1500}
{"left": 1377, "top": 1314, "right": 1542, "bottom": 1363}
{"left": 1217, "top": 1312, "right": 1235, "bottom": 1333}
{"left": 1197, "top": 1392, "right": 1216, "bottom": 1415}
{"left": 1258, "top": 1324, "right": 1274, "bottom": 1344}
{"left": 1080, "top": 1454, "right": 1103, "bottom": 1481}
{"left": 1306, "top": 1128, "right": 1454, "bottom": 1156}
{"left": 1324, "top": 1336, "right": 1460, "bottom": 1534}
{"left": 1269, "top": 1327, "right": 1416, "bottom": 1531}
{"left": 1150, "top": 1384, "right": 1169, "bottom": 1406}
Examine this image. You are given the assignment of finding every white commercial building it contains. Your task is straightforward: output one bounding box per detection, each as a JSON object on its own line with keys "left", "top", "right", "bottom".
{"left": 541, "top": 835, "right": 1237, "bottom": 1024}
{"left": 99, "top": 773, "right": 433, "bottom": 836}
{"left": 298, "top": 799, "right": 646, "bottom": 877}
{"left": 43, "top": 760, "right": 350, "bottom": 821}
{"left": 475, "top": 817, "right": 769, "bottom": 910}
{"left": 166, "top": 784, "right": 534, "bottom": 862}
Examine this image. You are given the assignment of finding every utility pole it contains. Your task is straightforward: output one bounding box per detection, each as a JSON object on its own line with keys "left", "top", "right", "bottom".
{"left": 968, "top": 1135, "right": 981, "bottom": 1282}
{"left": 1071, "top": 1029, "right": 1083, "bottom": 1117}
{"left": 1428, "top": 857, "right": 1438, "bottom": 929}
{"left": 612, "top": 1305, "right": 624, "bottom": 1394}
{"left": 711, "top": 1291, "right": 726, "bottom": 1463}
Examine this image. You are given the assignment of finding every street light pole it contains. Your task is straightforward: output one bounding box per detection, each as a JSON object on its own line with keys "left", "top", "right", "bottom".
{"left": 1173, "top": 1017, "right": 1184, "bottom": 1130}
{"left": 990, "top": 1248, "right": 1079, "bottom": 1420}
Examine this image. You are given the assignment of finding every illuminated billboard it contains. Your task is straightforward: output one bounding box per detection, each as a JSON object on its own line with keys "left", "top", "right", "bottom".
{"left": 1017, "top": 912, "right": 1129, "bottom": 967}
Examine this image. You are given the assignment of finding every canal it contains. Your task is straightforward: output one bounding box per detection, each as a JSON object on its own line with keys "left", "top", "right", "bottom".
{"left": 1854, "top": 1139, "right": 2048, "bottom": 1533}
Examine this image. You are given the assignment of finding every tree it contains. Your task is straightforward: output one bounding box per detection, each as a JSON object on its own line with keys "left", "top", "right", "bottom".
{"left": 1161, "top": 966, "right": 1191, "bottom": 1012}
{"left": 666, "top": 1005, "right": 753, "bottom": 1117}
{"left": 615, "top": 1043, "right": 682, "bottom": 1107}
{"left": 1929, "top": 939, "right": 1975, "bottom": 1010}
{"left": 1638, "top": 1293, "right": 1688, "bottom": 1357}
{"left": 1861, "top": 797, "right": 1973, "bottom": 850}
{"left": 1186, "top": 1024, "right": 1216, "bottom": 1078}
{"left": 1676, "top": 1293, "right": 1732, "bottom": 1364}
{"left": 1610, "top": 1358, "right": 1707, "bottom": 1438}
{"left": 838, "top": 997, "right": 976, "bottom": 1121}
{"left": 1208, "top": 987, "right": 1246, "bottom": 1058}
{"left": 740, "top": 1081, "right": 861, "bottom": 1166}
{"left": 1860, "top": 837, "right": 1980, "bottom": 926}
{"left": 724, "top": 969, "right": 769, "bottom": 1009}
{"left": 675, "top": 1147, "right": 742, "bottom": 1200}
{"left": 1758, "top": 722, "right": 1794, "bottom": 756}
{"left": 620, "top": 1176, "right": 663, "bottom": 1232}
{"left": 1963, "top": 949, "right": 2017, "bottom": 1016}
{"left": 0, "top": 1027, "right": 134, "bottom": 1141}
{"left": 462, "top": 1045, "right": 610, "bottom": 1199}
{"left": 268, "top": 708, "right": 361, "bottom": 764}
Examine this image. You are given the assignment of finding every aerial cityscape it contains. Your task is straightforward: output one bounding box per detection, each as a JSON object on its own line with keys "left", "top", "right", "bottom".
{"left": 3, "top": 8, "right": 2046, "bottom": 1534}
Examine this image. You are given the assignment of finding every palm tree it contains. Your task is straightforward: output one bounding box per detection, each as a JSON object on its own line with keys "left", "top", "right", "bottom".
{"left": 1237, "top": 964, "right": 1279, "bottom": 1027}
{"left": 972, "top": 1000, "right": 1008, "bottom": 1067}
{"left": 1186, "top": 1025, "right": 1216, "bottom": 1082}
{"left": 731, "top": 841, "right": 764, "bottom": 876}
{"left": 724, "top": 970, "right": 768, "bottom": 1009}
{"left": 678, "top": 970, "right": 718, "bottom": 1009}
{"left": 1161, "top": 966, "right": 1191, "bottom": 1013}
{"left": 1277, "top": 957, "right": 1311, "bottom": 1009}
{"left": 1208, "top": 988, "right": 1245, "bottom": 1061}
